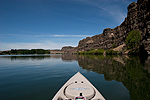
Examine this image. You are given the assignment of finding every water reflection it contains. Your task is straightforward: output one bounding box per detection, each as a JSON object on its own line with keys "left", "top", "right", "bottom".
{"left": 0, "top": 54, "right": 51, "bottom": 60}
{"left": 56, "top": 54, "right": 150, "bottom": 100}
{"left": 0, "top": 54, "right": 149, "bottom": 100}
{"left": 76, "top": 55, "right": 150, "bottom": 100}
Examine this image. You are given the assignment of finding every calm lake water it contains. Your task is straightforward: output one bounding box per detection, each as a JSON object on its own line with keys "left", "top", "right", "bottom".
{"left": 0, "top": 54, "right": 149, "bottom": 100}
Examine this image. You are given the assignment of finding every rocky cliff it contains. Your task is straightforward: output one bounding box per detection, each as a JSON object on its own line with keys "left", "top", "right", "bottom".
{"left": 50, "top": 46, "right": 77, "bottom": 54}
{"left": 61, "top": 46, "right": 77, "bottom": 54}
{"left": 77, "top": 0, "right": 150, "bottom": 54}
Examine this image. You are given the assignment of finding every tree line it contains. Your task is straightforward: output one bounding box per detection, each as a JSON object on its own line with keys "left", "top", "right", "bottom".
{"left": 0, "top": 49, "right": 50, "bottom": 55}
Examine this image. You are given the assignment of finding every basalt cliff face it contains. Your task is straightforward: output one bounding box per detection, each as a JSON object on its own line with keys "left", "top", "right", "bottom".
{"left": 77, "top": 0, "right": 150, "bottom": 54}
{"left": 50, "top": 46, "right": 77, "bottom": 54}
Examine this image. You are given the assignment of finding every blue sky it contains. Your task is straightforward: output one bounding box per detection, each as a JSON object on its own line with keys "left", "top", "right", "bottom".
{"left": 0, "top": 0, "right": 136, "bottom": 51}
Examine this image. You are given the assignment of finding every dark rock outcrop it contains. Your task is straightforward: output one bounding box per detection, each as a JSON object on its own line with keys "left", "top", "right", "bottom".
{"left": 77, "top": 0, "right": 150, "bottom": 54}
{"left": 50, "top": 49, "right": 64, "bottom": 54}
{"left": 61, "top": 46, "right": 77, "bottom": 54}
{"left": 50, "top": 46, "right": 77, "bottom": 54}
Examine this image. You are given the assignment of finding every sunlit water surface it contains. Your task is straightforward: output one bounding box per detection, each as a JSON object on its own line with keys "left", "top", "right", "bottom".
{"left": 0, "top": 54, "right": 149, "bottom": 100}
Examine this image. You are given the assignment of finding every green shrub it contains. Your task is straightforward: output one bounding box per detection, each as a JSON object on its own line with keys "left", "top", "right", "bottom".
{"left": 106, "top": 50, "right": 118, "bottom": 55}
{"left": 112, "top": 36, "right": 114, "bottom": 40}
{"left": 112, "top": 43, "right": 116, "bottom": 48}
{"left": 86, "top": 49, "right": 96, "bottom": 54}
{"left": 78, "top": 48, "right": 104, "bottom": 55}
{"left": 95, "top": 48, "right": 104, "bottom": 54}
{"left": 125, "top": 30, "right": 141, "bottom": 50}
{"left": 128, "top": 48, "right": 139, "bottom": 55}
{"left": 78, "top": 51, "right": 85, "bottom": 54}
{"left": 117, "top": 51, "right": 122, "bottom": 55}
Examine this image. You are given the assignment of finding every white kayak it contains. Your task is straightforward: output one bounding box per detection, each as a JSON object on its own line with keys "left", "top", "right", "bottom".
{"left": 52, "top": 72, "right": 105, "bottom": 100}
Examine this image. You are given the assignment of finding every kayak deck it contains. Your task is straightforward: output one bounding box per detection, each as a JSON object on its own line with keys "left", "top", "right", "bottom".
{"left": 52, "top": 72, "right": 105, "bottom": 100}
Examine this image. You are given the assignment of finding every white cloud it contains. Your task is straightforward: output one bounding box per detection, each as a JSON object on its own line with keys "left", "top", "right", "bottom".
{"left": 0, "top": 34, "right": 91, "bottom": 51}
{"left": 70, "top": 0, "right": 127, "bottom": 24}
{"left": 99, "top": 6, "right": 126, "bottom": 24}
{"left": 0, "top": 42, "right": 59, "bottom": 51}
{"left": 52, "top": 35, "right": 93, "bottom": 37}
{"left": 1, "top": 34, "right": 92, "bottom": 38}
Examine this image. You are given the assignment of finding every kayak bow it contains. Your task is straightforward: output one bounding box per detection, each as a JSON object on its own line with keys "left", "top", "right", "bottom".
{"left": 52, "top": 72, "right": 105, "bottom": 100}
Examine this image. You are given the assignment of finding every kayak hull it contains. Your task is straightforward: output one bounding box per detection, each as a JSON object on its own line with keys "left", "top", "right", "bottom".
{"left": 52, "top": 72, "right": 105, "bottom": 100}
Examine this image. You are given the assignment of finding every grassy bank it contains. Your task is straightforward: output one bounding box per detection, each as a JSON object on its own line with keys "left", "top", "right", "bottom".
{"left": 78, "top": 49, "right": 122, "bottom": 55}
